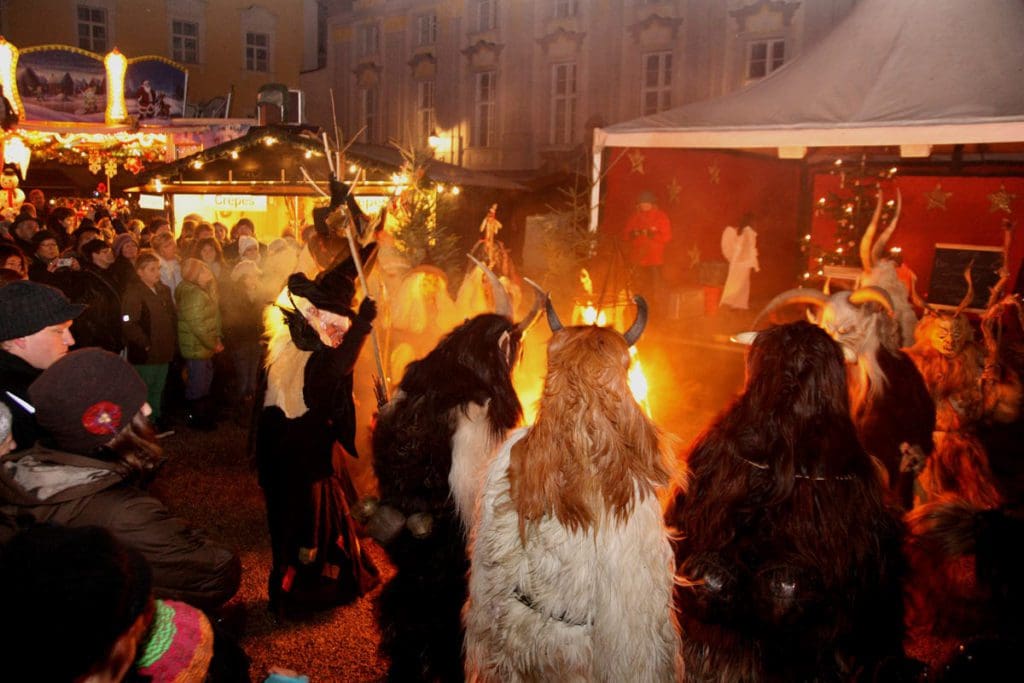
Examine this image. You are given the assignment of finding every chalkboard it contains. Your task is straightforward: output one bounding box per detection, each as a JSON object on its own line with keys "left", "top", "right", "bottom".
{"left": 926, "top": 243, "right": 1004, "bottom": 311}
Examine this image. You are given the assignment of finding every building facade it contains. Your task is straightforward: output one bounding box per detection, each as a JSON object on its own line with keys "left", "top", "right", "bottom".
{"left": 1, "top": 0, "right": 314, "bottom": 118}
{"left": 303, "top": 0, "right": 859, "bottom": 177}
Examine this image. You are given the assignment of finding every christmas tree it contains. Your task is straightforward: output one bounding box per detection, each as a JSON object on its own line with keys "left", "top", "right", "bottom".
{"left": 814, "top": 156, "right": 899, "bottom": 269}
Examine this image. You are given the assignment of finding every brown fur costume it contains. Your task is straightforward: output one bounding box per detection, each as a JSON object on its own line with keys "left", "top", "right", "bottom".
{"left": 665, "top": 321, "right": 906, "bottom": 682}
{"left": 464, "top": 308, "right": 682, "bottom": 681}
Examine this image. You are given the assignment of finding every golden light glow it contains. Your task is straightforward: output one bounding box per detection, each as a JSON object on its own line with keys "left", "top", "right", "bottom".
{"left": 104, "top": 48, "right": 128, "bottom": 124}
{"left": 628, "top": 346, "right": 652, "bottom": 416}
{"left": 450, "top": 186, "right": 461, "bottom": 196}
{"left": 230, "top": 150, "right": 239, "bottom": 159}
{"left": 428, "top": 130, "right": 452, "bottom": 156}
{"left": 3, "top": 135, "right": 30, "bottom": 179}
{"left": 0, "top": 37, "right": 19, "bottom": 115}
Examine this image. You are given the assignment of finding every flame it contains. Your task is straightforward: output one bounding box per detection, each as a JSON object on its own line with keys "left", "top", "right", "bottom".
{"left": 580, "top": 304, "right": 607, "bottom": 326}
{"left": 628, "top": 346, "right": 652, "bottom": 417}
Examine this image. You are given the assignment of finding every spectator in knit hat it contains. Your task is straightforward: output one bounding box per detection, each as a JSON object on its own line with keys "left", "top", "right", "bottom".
{"left": 0, "top": 280, "right": 84, "bottom": 451}
{"left": 237, "top": 234, "right": 261, "bottom": 265}
{"left": 110, "top": 231, "right": 140, "bottom": 291}
{"left": 0, "top": 348, "right": 241, "bottom": 608}
{"left": 0, "top": 524, "right": 218, "bottom": 682}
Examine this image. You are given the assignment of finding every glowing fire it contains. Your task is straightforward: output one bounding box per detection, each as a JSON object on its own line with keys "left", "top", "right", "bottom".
{"left": 628, "top": 346, "right": 652, "bottom": 417}
{"left": 580, "top": 304, "right": 607, "bottom": 326}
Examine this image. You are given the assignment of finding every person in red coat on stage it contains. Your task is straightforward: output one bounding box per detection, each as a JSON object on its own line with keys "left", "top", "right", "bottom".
{"left": 622, "top": 190, "right": 672, "bottom": 315}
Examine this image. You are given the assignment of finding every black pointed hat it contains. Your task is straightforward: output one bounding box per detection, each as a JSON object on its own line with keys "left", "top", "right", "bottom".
{"left": 287, "top": 242, "right": 378, "bottom": 317}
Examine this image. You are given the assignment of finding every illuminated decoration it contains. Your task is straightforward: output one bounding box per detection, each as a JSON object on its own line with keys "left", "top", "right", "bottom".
{"left": 3, "top": 134, "right": 30, "bottom": 179}
{"left": 0, "top": 37, "right": 19, "bottom": 115}
{"left": 14, "top": 129, "right": 167, "bottom": 175}
{"left": 428, "top": 129, "right": 452, "bottom": 156}
{"left": 104, "top": 48, "right": 128, "bottom": 124}
{"left": 807, "top": 155, "right": 899, "bottom": 271}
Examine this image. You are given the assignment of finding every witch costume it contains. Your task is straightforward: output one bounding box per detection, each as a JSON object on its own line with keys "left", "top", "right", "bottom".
{"left": 255, "top": 243, "right": 380, "bottom": 615}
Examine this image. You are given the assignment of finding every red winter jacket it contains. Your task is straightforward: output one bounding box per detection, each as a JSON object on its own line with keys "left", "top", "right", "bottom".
{"left": 622, "top": 207, "right": 672, "bottom": 266}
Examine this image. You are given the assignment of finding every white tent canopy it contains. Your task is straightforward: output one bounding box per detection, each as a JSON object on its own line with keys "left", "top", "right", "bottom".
{"left": 593, "top": 0, "right": 1024, "bottom": 153}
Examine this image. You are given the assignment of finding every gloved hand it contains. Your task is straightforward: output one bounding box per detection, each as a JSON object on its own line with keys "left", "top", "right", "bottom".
{"left": 357, "top": 296, "right": 377, "bottom": 323}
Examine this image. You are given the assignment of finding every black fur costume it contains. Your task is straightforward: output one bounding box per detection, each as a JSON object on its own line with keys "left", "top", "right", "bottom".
{"left": 854, "top": 347, "right": 936, "bottom": 508}
{"left": 255, "top": 244, "right": 380, "bottom": 616}
{"left": 665, "top": 322, "right": 907, "bottom": 682}
{"left": 371, "top": 313, "right": 525, "bottom": 682}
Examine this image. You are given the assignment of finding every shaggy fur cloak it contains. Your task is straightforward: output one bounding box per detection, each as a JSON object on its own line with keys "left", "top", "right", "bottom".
{"left": 371, "top": 313, "right": 524, "bottom": 682}
{"left": 464, "top": 429, "right": 681, "bottom": 682}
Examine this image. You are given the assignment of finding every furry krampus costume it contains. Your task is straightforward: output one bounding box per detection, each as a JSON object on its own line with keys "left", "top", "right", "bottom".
{"left": 369, "top": 267, "right": 543, "bottom": 682}
{"left": 255, "top": 242, "right": 380, "bottom": 616}
{"left": 666, "top": 321, "right": 906, "bottom": 682}
{"left": 904, "top": 495, "right": 1024, "bottom": 679}
{"left": 464, "top": 298, "right": 682, "bottom": 682}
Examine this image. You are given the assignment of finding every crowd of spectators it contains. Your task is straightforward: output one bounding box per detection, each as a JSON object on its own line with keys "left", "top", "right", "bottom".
{"left": 0, "top": 195, "right": 302, "bottom": 682}
{"left": 0, "top": 197, "right": 300, "bottom": 431}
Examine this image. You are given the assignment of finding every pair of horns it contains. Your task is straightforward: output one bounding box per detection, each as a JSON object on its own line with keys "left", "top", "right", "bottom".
{"left": 860, "top": 188, "right": 903, "bottom": 272}
{"left": 467, "top": 254, "right": 545, "bottom": 334}
{"left": 751, "top": 286, "right": 894, "bottom": 329}
{"left": 544, "top": 295, "right": 648, "bottom": 347}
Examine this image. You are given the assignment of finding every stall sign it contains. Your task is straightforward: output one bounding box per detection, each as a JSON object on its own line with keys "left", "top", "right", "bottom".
{"left": 138, "top": 193, "right": 164, "bottom": 210}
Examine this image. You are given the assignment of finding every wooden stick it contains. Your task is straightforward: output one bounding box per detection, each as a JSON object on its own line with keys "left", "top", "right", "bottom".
{"left": 298, "top": 166, "right": 330, "bottom": 197}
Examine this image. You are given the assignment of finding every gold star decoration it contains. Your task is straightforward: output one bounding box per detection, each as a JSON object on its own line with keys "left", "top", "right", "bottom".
{"left": 687, "top": 243, "right": 701, "bottom": 269}
{"left": 924, "top": 183, "right": 952, "bottom": 211}
{"left": 627, "top": 149, "right": 646, "bottom": 174}
{"left": 707, "top": 163, "right": 721, "bottom": 185}
{"left": 667, "top": 176, "right": 682, "bottom": 204}
{"left": 988, "top": 184, "right": 1017, "bottom": 214}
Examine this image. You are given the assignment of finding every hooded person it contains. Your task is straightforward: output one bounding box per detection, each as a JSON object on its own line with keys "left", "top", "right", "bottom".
{"left": 0, "top": 348, "right": 241, "bottom": 607}
{"left": 255, "top": 240, "right": 381, "bottom": 616}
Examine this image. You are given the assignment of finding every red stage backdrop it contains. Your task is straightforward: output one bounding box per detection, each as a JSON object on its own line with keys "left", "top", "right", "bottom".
{"left": 809, "top": 174, "right": 1024, "bottom": 300}
{"left": 601, "top": 148, "right": 804, "bottom": 298}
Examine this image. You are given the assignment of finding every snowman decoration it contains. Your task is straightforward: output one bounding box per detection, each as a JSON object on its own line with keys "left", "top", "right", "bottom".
{"left": 0, "top": 163, "right": 25, "bottom": 222}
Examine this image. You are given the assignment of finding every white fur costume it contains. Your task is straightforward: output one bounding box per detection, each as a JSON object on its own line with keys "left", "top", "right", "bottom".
{"left": 464, "top": 428, "right": 681, "bottom": 682}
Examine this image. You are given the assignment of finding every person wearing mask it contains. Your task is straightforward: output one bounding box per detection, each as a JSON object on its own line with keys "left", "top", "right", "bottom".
{"left": 122, "top": 250, "right": 177, "bottom": 431}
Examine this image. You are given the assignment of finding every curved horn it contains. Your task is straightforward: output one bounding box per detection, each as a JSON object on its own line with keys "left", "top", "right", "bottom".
{"left": 954, "top": 264, "right": 975, "bottom": 317}
{"left": 752, "top": 288, "right": 830, "bottom": 329}
{"left": 467, "top": 253, "right": 512, "bottom": 318}
{"left": 514, "top": 278, "right": 547, "bottom": 335}
{"left": 544, "top": 295, "right": 564, "bottom": 333}
{"left": 871, "top": 188, "right": 902, "bottom": 265}
{"left": 908, "top": 271, "right": 932, "bottom": 312}
{"left": 623, "top": 296, "right": 649, "bottom": 347}
{"left": 849, "top": 285, "right": 894, "bottom": 315}
{"left": 860, "top": 189, "right": 884, "bottom": 272}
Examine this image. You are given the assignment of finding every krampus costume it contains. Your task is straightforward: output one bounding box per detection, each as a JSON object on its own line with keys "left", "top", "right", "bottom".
{"left": 666, "top": 322, "right": 906, "bottom": 682}
{"left": 464, "top": 298, "right": 682, "bottom": 682}
{"left": 255, "top": 243, "right": 380, "bottom": 615}
{"left": 369, "top": 268, "right": 542, "bottom": 682}
{"left": 904, "top": 496, "right": 1024, "bottom": 680}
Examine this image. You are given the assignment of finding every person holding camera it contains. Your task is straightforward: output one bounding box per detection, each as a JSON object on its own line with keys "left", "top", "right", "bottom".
{"left": 621, "top": 190, "right": 672, "bottom": 316}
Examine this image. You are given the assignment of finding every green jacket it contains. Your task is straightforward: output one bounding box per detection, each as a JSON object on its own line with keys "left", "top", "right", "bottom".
{"left": 175, "top": 280, "right": 221, "bottom": 359}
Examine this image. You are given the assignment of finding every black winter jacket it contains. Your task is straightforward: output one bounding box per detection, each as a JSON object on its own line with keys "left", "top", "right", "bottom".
{"left": 0, "top": 446, "right": 240, "bottom": 609}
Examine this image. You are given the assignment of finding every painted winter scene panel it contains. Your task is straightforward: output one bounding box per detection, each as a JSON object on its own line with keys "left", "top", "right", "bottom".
{"left": 126, "top": 58, "right": 188, "bottom": 120}
{"left": 16, "top": 47, "right": 106, "bottom": 122}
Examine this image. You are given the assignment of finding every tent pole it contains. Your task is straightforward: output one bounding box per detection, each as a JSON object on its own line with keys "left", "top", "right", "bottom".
{"left": 589, "top": 144, "right": 602, "bottom": 233}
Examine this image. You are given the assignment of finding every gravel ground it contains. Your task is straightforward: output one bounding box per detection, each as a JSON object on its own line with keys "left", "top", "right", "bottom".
{"left": 151, "top": 413, "right": 394, "bottom": 683}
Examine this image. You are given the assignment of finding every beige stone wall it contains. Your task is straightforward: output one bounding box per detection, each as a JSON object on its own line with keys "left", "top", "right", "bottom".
{"left": 3, "top": 0, "right": 307, "bottom": 118}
